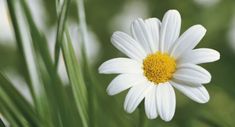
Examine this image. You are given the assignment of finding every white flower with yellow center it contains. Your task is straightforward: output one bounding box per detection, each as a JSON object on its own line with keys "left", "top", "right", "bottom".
{"left": 99, "top": 10, "right": 220, "bottom": 121}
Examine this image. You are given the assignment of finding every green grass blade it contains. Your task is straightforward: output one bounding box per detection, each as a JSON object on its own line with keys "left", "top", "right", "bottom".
{"left": 20, "top": 1, "right": 82, "bottom": 126}
{"left": 61, "top": 31, "right": 88, "bottom": 127}
{"left": 0, "top": 73, "right": 41, "bottom": 127}
{"left": 6, "top": 0, "right": 37, "bottom": 107}
{"left": 54, "top": 0, "right": 71, "bottom": 69}
{"left": 0, "top": 90, "right": 29, "bottom": 127}
{"left": 0, "top": 101, "right": 20, "bottom": 127}
{"left": 6, "top": 1, "right": 55, "bottom": 127}
{"left": 19, "top": 0, "right": 53, "bottom": 70}
{"left": 0, "top": 118, "right": 6, "bottom": 127}
{"left": 76, "top": 0, "right": 96, "bottom": 126}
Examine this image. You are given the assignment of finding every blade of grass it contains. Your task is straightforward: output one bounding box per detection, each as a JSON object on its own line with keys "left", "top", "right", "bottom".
{"left": 0, "top": 97, "right": 22, "bottom": 127}
{"left": 7, "top": 0, "right": 88, "bottom": 126}
{"left": 54, "top": 0, "right": 71, "bottom": 69}
{"left": 52, "top": 0, "right": 88, "bottom": 126}
{"left": 0, "top": 90, "right": 30, "bottom": 127}
{"left": 0, "top": 98, "right": 28, "bottom": 127}
{"left": 76, "top": 0, "right": 96, "bottom": 126}
{"left": 6, "top": 1, "right": 54, "bottom": 127}
{"left": 0, "top": 73, "right": 40, "bottom": 127}
{"left": 55, "top": 1, "right": 90, "bottom": 127}
{"left": 20, "top": 0, "right": 82, "bottom": 126}
{"left": 61, "top": 30, "right": 88, "bottom": 127}
{"left": 0, "top": 117, "right": 6, "bottom": 127}
{"left": 12, "top": 0, "right": 58, "bottom": 124}
{"left": 14, "top": 0, "right": 43, "bottom": 105}
{"left": 6, "top": 0, "right": 37, "bottom": 108}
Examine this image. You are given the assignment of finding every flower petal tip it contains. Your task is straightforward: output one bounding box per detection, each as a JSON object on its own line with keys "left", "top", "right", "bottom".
{"left": 194, "top": 24, "right": 207, "bottom": 34}
{"left": 198, "top": 94, "right": 210, "bottom": 104}
{"left": 106, "top": 89, "right": 113, "bottom": 96}
{"left": 166, "top": 9, "right": 181, "bottom": 17}
{"left": 146, "top": 114, "right": 158, "bottom": 120}
{"left": 98, "top": 64, "right": 104, "bottom": 74}
{"left": 161, "top": 115, "right": 174, "bottom": 122}
{"left": 168, "top": 9, "right": 180, "bottom": 13}
{"left": 214, "top": 50, "right": 220, "bottom": 61}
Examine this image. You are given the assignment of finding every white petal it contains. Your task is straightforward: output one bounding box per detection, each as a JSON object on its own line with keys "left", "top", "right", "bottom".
{"left": 160, "top": 10, "right": 181, "bottom": 52}
{"left": 124, "top": 82, "right": 151, "bottom": 113}
{"left": 144, "top": 18, "right": 161, "bottom": 53}
{"left": 111, "top": 32, "right": 147, "bottom": 61}
{"left": 174, "top": 64, "right": 211, "bottom": 84}
{"left": 107, "top": 74, "right": 146, "bottom": 95}
{"left": 144, "top": 84, "right": 158, "bottom": 119}
{"left": 170, "top": 25, "right": 206, "bottom": 59}
{"left": 178, "top": 48, "right": 220, "bottom": 64}
{"left": 171, "top": 81, "right": 209, "bottom": 103}
{"left": 156, "top": 82, "right": 176, "bottom": 122}
{"left": 99, "top": 58, "right": 142, "bottom": 74}
{"left": 171, "top": 79, "right": 202, "bottom": 87}
{"left": 131, "top": 18, "right": 152, "bottom": 53}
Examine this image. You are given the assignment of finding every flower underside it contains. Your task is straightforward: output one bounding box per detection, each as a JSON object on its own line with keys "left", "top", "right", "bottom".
{"left": 143, "top": 52, "right": 176, "bottom": 84}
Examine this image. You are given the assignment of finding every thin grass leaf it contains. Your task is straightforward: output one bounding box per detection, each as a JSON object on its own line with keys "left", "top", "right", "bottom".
{"left": 0, "top": 73, "right": 40, "bottom": 127}
{"left": 19, "top": 0, "right": 53, "bottom": 70}
{"left": 0, "top": 117, "right": 6, "bottom": 127}
{"left": 6, "top": 0, "right": 37, "bottom": 107}
{"left": 0, "top": 90, "right": 29, "bottom": 127}
{"left": 0, "top": 110, "right": 18, "bottom": 127}
{"left": 54, "top": 0, "right": 71, "bottom": 69}
{"left": 14, "top": 0, "right": 44, "bottom": 109}
{"left": 0, "top": 103, "right": 19, "bottom": 127}
{"left": 76, "top": 0, "right": 96, "bottom": 126}
{"left": 6, "top": 1, "right": 55, "bottom": 127}
{"left": 61, "top": 31, "right": 88, "bottom": 127}
{"left": 20, "top": 0, "right": 82, "bottom": 126}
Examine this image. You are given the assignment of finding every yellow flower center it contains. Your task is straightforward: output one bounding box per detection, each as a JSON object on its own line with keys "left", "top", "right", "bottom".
{"left": 143, "top": 52, "right": 176, "bottom": 84}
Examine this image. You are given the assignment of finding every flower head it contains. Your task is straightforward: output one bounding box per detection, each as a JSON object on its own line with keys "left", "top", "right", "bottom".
{"left": 99, "top": 10, "right": 220, "bottom": 121}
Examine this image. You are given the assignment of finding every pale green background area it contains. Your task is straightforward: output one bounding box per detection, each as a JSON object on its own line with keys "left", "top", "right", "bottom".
{"left": 1, "top": 0, "right": 235, "bottom": 127}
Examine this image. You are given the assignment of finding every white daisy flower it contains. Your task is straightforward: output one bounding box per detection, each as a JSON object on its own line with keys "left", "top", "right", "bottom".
{"left": 99, "top": 10, "right": 220, "bottom": 121}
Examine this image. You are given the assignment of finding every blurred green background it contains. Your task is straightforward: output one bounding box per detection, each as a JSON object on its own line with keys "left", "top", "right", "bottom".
{"left": 1, "top": 0, "right": 235, "bottom": 127}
